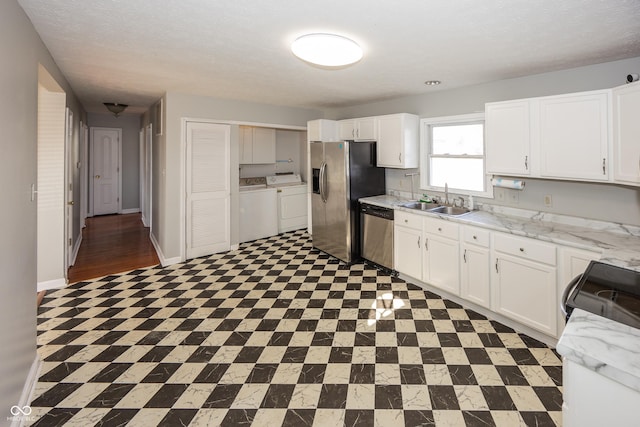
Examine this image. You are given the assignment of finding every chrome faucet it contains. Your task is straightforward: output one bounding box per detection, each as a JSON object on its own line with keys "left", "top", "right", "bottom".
{"left": 444, "top": 182, "right": 449, "bottom": 205}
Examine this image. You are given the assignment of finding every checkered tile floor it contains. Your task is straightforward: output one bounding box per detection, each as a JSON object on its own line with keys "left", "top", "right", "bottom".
{"left": 32, "top": 230, "right": 563, "bottom": 426}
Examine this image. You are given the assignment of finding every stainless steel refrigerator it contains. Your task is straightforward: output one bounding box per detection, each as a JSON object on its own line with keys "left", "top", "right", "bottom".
{"left": 310, "top": 141, "right": 385, "bottom": 263}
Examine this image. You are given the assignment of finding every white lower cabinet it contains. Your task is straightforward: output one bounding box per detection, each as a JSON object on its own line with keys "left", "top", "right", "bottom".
{"left": 492, "top": 233, "right": 557, "bottom": 336}
{"left": 563, "top": 359, "right": 639, "bottom": 427}
{"left": 394, "top": 211, "right": 422, "bottom": 280}
{"left": 422, "top": 218, "right": 460, "bottom": 295}
{"left": 461, "top": 226, "right": 491, "bottom": 309}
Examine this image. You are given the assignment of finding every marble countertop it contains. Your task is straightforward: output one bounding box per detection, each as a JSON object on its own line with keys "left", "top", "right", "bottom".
{"left": 557, "top": 308, "right": 640, "bottom": 392}
{"left": 360, "top": 195, "right": 640, "bottom": 272}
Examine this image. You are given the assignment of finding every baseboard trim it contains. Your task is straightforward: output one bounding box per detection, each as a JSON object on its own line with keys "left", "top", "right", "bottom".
{"left": 120, "top": 208, "right": 140, "bottom": 214}
{"left": 37, "top": 278, "right": 66, "bottom": 293}
{"left": 9, "top": 354, "right": 42, "bottom": 427}
{"left": 70, "top": 234, "right": 82, "bottom": 266}
{"left": 230, "top": 244, "right": 239, "bottom": 251}
{"left": 149, "top": 232, "right": 181, "bottom": 267}
{"left": 141, "top": 215, "right": 149, "bottom": 228}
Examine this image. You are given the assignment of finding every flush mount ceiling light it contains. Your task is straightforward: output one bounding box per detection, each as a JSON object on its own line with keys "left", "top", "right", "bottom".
{"left": 103, "top": 102, "right": 128, "bottom": 117}
{"left": 291, "top": 33, "right": 363, "bottom": 67}
{"left": 424, "top": 80, "right": 441, "bottom": 86}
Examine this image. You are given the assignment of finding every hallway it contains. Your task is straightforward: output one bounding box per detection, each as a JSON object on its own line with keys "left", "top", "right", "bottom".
{"left": 67, "top": 213, "right": 160, "bottom": 283}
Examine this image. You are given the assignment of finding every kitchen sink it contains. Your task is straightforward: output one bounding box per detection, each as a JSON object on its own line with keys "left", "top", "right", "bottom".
{"left": 399, "top": 201, "right": 472, "bottom": 216}
{"left": 399, "top": 201, "right": 441, "bottom": 210}
{"left": 427, "top": 205, "right": 472, "bottom": 216}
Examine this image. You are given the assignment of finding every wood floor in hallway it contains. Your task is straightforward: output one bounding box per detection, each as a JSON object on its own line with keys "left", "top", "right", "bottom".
{"left": 67, "top": 213, "right": 160, "bottom": 283}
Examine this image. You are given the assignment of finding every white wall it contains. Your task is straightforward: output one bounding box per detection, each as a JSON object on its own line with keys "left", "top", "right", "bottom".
{"left": 87, "top": 113, "right": 142, "bottom": 211}
{"left": 151, "top": 92, "right": 322, "bottom": 262}
{"left": 0, "top": 0, "right": 85, "bottom": 418}
{"left": 239, "top": 129, "right": 307, "bottom": 178}
{"left": 327, "top": 57, "right": 640, "bottom": 226}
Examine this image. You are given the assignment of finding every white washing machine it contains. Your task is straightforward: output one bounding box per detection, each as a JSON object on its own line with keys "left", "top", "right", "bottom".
{"left": 267, "top": 174, "right": 308, "bottom": 233}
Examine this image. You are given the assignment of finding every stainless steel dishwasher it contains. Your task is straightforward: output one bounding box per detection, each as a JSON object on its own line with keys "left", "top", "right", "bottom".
{"left": 360, "top": 203, "right": 394, "bottom": 270}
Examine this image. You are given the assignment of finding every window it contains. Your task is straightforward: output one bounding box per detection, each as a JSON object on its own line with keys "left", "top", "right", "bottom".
{"left": 420, "top": 113, "right": 492, "bottom": 197}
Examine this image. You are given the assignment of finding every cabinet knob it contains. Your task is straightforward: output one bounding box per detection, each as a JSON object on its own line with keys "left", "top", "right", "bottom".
{"left": 519, "top": 247, "right": 525, "bottom": 252}
{"left": 404, "top": 219, "right": 408, "bottom": 223}
{"left": 438, "top": 227, "right": 442, "bottom": 232}
{"left": 473, "top": 235, "right": 477, "bottom": 240}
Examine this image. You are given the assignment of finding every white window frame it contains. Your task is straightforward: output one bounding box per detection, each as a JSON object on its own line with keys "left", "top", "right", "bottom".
{"left": 419, "top": 113, "right": 493, "bottom": 198}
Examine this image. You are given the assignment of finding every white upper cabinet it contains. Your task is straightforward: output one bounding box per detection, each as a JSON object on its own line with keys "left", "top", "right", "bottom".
{"left": 307, "top": 119, "right": 337, "bottom": 142}
{"left": 539, "top": 92, "right": 609, "bottom": 181}
{"left": 486, "top": 89, "right": 611, "bottom": 183}
{"left": 485, "top": 100, "right": 531, "bottom": 176}
{"left": 612, "top": 82, "right": 640, "bottom": 185}
{"left": 239, "top": 126, "right": 276, "bottom": 164}
{"left": 376, "top": 113, "right": 419, "bottom": 168}
{"left": 339, "top": 117, "right": 377, "bottom": 141}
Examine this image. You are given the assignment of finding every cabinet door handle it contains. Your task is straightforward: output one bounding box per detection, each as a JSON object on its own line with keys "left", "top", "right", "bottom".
{"left": 425, "top": 238, "right": 429, "bottom": 251}
{"left": 524, "top": 155, "right": 528, "bottom": 170}
{"left": 356, "top": 129, "right": 359, "bottom": 138}
{"left": 463, "top": 249, "right": 467, "bottom": 263}
{"left": 495, "top": 258, "right": 499, "bottom": 273}
{"left": 417, "top": 236, "right": 420, "bottom": 248}
{"left": 602, "top": 158, "right": 606, "bottom": 175}
{"left": 398, "top": 153, "right": 402, "bottom": 163}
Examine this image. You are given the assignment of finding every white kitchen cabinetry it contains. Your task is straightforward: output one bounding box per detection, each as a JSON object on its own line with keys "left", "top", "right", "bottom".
{"left": 239, "top": 126, "right": 276, "bottom": 164}
{"left": 461, "top": 226, "right": 491, "bottom": 309}
{"left": 563, "top": 359, "right": 638, "bottom": 427}
{"left": 422, "top": 217, "right": 460, "bottom": 295}
{"left": 394, "top": 211, "right": 422, "bottom": 280}
{"left": 612, "top": 81, "right": 640, "bottom": 185}
{"left": 338, "top": 117, "right": 377, "bottom": 141}
{"left": 539, "top": 92, "right": 609, "bottom": 181}
{"left": 486, "top": 100, "right": 531, "bottom": 176}
{"left": 492, "top": 233, "right": 557, "bottom": 336}
{"left": 307, "top": 119, "right": 337, "bottom": 142}
{"left": 376, "top": 113, "right": 419, "bottom": 168}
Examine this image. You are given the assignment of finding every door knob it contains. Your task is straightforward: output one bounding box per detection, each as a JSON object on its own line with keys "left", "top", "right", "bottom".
{"left": 68, "top": 201, "right": 74, "bottom": 205}
{"left": 95, "top": 175, "right": 100, "bottom": 179}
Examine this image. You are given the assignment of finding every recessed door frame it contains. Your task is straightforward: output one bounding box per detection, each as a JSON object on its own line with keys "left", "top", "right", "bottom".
{"left": 89, "top": 126, "right": 122, "bottom": 216}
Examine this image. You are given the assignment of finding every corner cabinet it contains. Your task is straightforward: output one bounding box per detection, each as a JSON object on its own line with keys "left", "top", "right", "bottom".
{"left": 492, "top": 233, "right": 557, "bottom": 337}
{"left": 240, "top": 126, "right": 276, "bottom": 164}
{"left": 376, "top": 113, "right": 419, "bottom": 168}
{"left": 612, "top": 81, "right": 640, "bottom": 186}
{"left": 485, "top": 100, "right": 531, "bottom": 176}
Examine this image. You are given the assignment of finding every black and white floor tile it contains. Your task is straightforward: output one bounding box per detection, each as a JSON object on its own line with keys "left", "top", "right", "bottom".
{"left": 32, "top": 230, "right": 563, "bottom": 426}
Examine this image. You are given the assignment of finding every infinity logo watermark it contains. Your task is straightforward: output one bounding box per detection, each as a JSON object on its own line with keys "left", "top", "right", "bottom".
{"left": 7, "top": 405, "right": 38, "bottom": 422}
{"left": 10, "top": 406, "right": 32, "bottom": 416}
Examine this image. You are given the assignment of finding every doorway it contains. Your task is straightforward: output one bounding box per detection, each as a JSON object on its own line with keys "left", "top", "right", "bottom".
{"left": 90, "top": 127, "right": 122, "bottom": 216}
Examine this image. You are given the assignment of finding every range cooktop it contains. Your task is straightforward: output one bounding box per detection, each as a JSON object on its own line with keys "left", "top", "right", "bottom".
{"left": 565, "top": 261, "right": 640, "bottom": 329}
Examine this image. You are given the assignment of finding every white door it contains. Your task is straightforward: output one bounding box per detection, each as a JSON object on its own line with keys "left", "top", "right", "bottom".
{"left": 186, "top": 121, "right": 230, "bottom": 259}
{"left": 91, "top": 128, "right": 120, "bottom": 215}
{"left": 79, "top": 123, "right": 88, "bottom": 229}
{"left": 140, "top": 124, "right": 152, "bottom": 228}
{"left": 64, "top": 108, "right": 74, "bottom": 268}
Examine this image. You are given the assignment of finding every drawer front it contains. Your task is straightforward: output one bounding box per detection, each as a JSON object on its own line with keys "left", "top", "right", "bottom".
{"left": 463, "top": 226, "right": 490, "bottom": 247}
{"left": 494, "top": 233, "right": 556, "bottom": 265}
{"left": 424, "top": 217, "right": 459, "bottom": 240}
{"left": 395, "top": 211, "right": 422, "bottom": 230}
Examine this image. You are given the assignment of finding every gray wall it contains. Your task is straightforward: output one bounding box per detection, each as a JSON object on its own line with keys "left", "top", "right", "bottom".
{"left": 327, "top": 57, "right": 640, "bottom": 226}
{"left": 152, "top": 92, "right": 322, "bottom": 261}
{"left": 87, "top": 113, "right": 142, "bottom": 211}
{"left": 0, "top": 0, "right": 85, "bottom": 420}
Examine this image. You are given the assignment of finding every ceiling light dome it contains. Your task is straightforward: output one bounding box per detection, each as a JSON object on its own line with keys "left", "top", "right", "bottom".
{"left": 291, "top": 33, "right": 363, "bottom": 67}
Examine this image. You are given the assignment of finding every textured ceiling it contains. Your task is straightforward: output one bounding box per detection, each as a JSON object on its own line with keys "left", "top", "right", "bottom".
{"left": 17, "top": 0, "right": 640, "bottom": 114}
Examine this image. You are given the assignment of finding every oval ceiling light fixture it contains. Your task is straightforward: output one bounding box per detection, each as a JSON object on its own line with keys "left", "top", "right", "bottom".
{"left": 424, "top": 80, "right": 442, "bottom": 86}
{"left": 291, "top": 33, "right": 363, "bottom": 68}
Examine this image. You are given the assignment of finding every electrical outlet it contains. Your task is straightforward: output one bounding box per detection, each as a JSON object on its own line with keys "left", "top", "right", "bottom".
{"left": 495, "top": 188, "right": 505, "bottom": 202}
{"left": 508, "top": 190, "right": 519, "bottom": 204}
{"left": 544, "top": 194, "right": 553, "bottom": 207}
